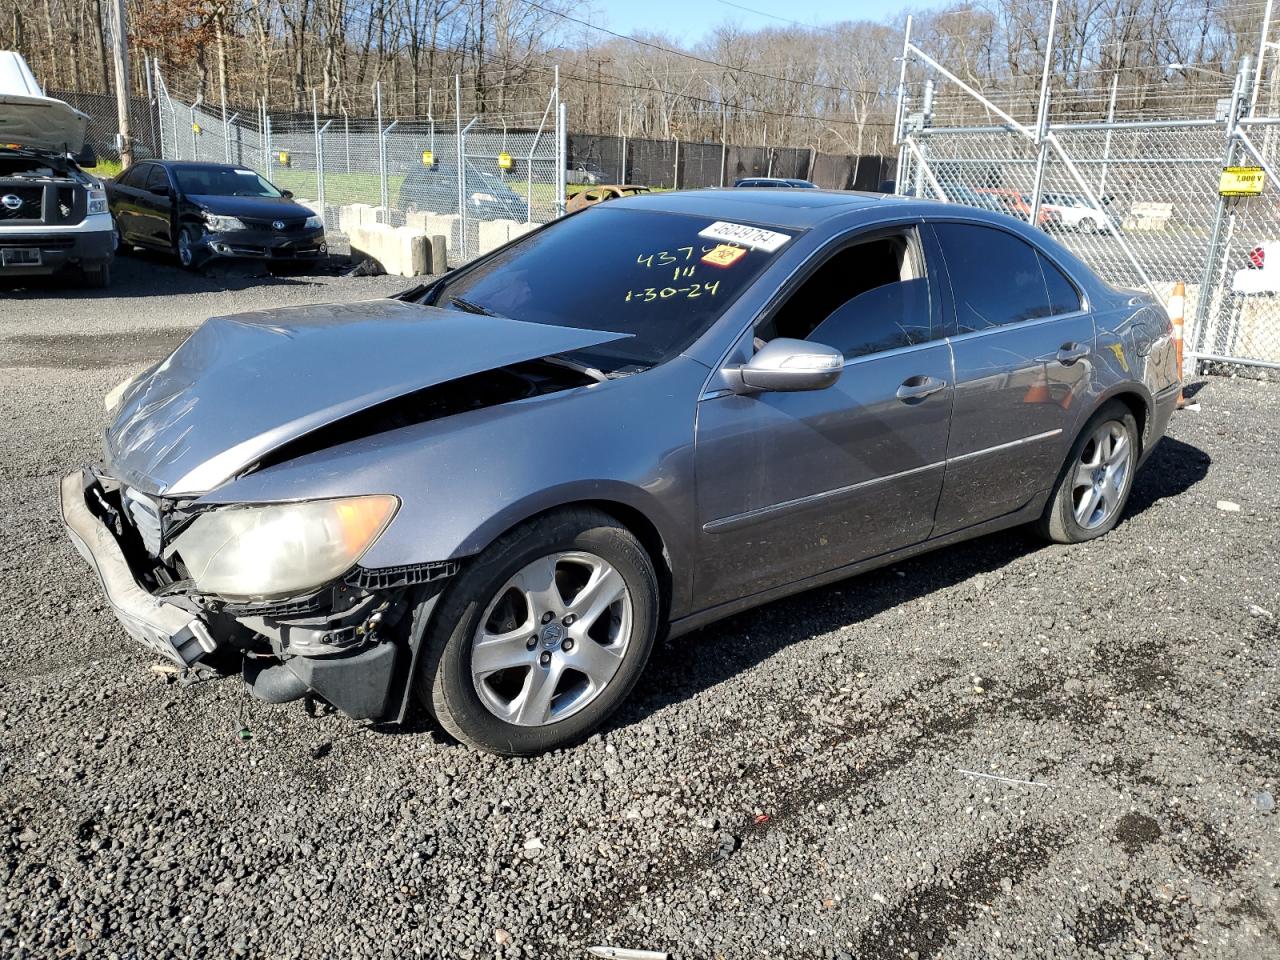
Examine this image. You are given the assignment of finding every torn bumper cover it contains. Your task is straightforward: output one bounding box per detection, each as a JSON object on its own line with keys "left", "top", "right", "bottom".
{"left": 60, "top": 470, "right": 216, "bottom": 666}
{"left": 59, "top": 468, "right": 448, "bottom": 721}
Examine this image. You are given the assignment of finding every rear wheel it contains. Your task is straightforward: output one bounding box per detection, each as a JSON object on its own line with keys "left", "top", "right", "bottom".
{"left": 414, "top": 508, "right": 659, "bottom": 755}
{"left": 1037, "top": 400, "right": 1138, "bottom": 543}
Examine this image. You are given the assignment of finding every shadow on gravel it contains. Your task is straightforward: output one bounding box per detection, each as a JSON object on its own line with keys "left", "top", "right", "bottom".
{"left": 615, "top": 433, "right": 1211, "bottom": 731}
{"left": 0, "top": 247, "right": 346, "bottom": 300}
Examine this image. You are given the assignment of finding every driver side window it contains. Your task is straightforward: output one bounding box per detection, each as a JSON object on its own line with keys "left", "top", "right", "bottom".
{"left": 759, "top": 228, "right": 935, "bottom": 359}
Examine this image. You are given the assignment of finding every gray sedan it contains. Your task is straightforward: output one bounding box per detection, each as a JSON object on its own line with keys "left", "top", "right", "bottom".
{"left": 61, "top": 190, "right": 1182, "bottom": 755}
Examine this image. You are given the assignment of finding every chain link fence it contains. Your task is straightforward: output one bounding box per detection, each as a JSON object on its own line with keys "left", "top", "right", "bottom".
{"left": 898, "top": 50, "right": 1280, "bottom": 373}
{"left": 155, "top": 70, "right": 561, "bottom": 265}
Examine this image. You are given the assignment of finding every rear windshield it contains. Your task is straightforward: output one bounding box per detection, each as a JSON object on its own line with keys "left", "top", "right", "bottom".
{"left": 172, "top": 166, "right": 281, "bottom": 198}
{"left": 425, "top": 207, "right": 796, "bottom": 372}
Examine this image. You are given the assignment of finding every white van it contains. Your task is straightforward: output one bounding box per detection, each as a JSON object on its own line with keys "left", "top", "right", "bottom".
{"left": 0, "top": 51, "right": 115, "bottom": 286}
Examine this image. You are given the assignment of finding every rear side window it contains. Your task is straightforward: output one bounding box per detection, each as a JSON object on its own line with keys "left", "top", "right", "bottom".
{"left": 932, "top": 222, "right": 1077, "bottom": 332}
{"left": 1039, "top": 252, "right": 1082, "bottom": 314}
{"left": 145, "top": 166, "right": 170, "bottom": 191}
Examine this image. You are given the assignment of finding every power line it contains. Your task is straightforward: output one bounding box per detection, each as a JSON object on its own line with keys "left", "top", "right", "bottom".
{"left": 512, "top": 0, "right": 874, "bottom": 95}
{"left": 711, "top": 0, "right": 816, "bottom": 28}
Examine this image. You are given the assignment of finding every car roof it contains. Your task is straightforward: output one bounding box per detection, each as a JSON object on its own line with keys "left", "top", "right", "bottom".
{"left": 610, "top": 187, "right": 904, "bottom": 228}
{"left": 151, "top": 160, "right": 250, "bottom": 169}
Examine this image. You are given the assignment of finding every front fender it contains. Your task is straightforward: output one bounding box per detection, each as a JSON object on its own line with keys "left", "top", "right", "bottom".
{"left": 196, "top": 356, "right": 706, "bottom": 616}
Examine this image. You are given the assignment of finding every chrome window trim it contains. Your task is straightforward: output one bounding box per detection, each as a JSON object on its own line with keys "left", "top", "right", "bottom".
{"left": 944, "top": 307, "right": 1092, "bottom": 346}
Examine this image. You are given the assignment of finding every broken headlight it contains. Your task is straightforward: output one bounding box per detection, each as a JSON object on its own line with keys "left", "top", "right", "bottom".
{"left": 168, "top": 496, "right": 398, "bottom": 601}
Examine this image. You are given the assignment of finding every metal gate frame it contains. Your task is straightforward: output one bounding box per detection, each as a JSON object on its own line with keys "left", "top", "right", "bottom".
{"left": 893, "top": 1, "right": 1280, "bottom": 372}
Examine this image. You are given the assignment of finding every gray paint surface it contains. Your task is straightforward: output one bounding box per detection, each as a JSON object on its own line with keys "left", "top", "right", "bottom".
{"left": 102, "top": 189, "right": 1181, "bottom": 628}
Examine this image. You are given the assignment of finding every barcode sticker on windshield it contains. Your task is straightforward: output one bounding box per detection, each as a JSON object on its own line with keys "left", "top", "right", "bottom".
{"left": 698, "top": 221, "right": 790, "bottom": 252}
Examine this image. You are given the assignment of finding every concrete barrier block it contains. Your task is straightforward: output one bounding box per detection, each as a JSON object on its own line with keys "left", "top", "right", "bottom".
{"left": 421, "top": 214, "right": 461, "bottom": 247}
{"left": 428, "top": 234, "right": 448, "bottom": 273}
{"left": 510, "top": 222, "right": 538, "bottom": 241}
{"left": 478, "top": 218, "right": 520, "bottom": 255}
{"left": 338, "top": 203, "right": 375, "bottom": 235}
{"left": 350, "top": 223, "right": 430, "bottom": 277}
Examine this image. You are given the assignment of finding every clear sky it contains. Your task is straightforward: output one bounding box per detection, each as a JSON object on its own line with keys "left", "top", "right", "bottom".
{"left": 602, "top": 0, "right": 947, "bottom": 44}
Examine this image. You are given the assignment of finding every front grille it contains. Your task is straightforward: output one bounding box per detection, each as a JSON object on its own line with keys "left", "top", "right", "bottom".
{"left": 121, "top": 487, "right": 163, "bottom": 556}
{"left": 0, "top": 186, "right": 43, "bottom": 222}
{"left": 242, "top": 217, "right": 309, "bottom": 233}
{"left": 0, "top": 181, "right": 87, "bottom": 225}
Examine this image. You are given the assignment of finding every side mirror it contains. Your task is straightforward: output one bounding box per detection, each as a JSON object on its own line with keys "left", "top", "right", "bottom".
{"left": 281, "top": 189, "right": 294, "bottom": 199}
{"left": 150, "top": 183, "right": 170, "bottom": 197}
{"left": 725, "top": 337, "right": 843, "bottom": 394}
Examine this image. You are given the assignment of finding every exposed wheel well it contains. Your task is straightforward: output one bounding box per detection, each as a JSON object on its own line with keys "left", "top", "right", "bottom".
{"left": 485, "top": 500, "right": 674, "bottom": 625}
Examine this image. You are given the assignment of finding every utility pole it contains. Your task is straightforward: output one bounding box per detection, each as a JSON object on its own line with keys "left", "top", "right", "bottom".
{"left": 109, "top": 0, "right": 133, "bottom": 167}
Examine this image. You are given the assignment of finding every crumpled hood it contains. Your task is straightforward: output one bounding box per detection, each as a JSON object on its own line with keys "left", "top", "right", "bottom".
{"left": 105, "top": 299, "right": 627, "bottom": 495}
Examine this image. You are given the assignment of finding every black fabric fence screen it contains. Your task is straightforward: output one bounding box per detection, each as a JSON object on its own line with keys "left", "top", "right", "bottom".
{"left": 569, "top": 132, "right": 894, "bottom": 192}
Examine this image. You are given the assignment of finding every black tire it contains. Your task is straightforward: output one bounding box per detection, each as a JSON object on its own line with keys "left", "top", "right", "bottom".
{"left": 79, "top": 260, "right": 111, "bottom": 289}
{"left": 1036, "top": 400, "right": 1139, "bottom": 544}
{"left": 414, "top": 508, "right": 659, "bottom": 755}
{"left": 175, "top": 225, "right": 207, "bottom": 270}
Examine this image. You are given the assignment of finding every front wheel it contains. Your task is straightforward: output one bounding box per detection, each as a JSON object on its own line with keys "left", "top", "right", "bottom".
{"left": 79, "top": 260, "right": 111, "bottom": 289}
{"left": 1037, "top": 401, "right": 1138, "bottom": 544}
{"left": 175, "top": 225, "right": 207, "bottom": 270}
{"left": 415, "top": 508, "right": 659, "bottom": 755}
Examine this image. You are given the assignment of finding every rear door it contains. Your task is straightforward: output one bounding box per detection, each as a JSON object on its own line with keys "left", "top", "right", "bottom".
{"left": 110, "top": 163, "right": 150, "bottom": 242}
{"left": 927, "top": 220, "right": 1094, "bottom": 536}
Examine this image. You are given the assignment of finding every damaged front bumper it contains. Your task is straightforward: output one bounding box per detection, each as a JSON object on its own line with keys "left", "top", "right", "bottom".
{"left": 59, "top": 468, "right": 448, "bottom": 721}
{"left": 60, "top": 470, "right": 216, "bottom": 665}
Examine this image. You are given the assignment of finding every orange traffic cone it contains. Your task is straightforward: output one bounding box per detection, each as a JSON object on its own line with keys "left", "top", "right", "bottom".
{"left": 1169, "top": 281, "right": 1186, "bottom": 409}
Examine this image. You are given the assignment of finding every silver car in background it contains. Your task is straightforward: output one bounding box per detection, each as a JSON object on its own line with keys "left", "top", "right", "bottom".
{"left": 61, "top": 190, "right": 1182, "bottom": 755}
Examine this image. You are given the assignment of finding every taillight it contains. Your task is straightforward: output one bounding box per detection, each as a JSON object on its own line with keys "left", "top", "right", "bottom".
{"left": 1249, "top": 246, "right": 1265, "bottom": 269}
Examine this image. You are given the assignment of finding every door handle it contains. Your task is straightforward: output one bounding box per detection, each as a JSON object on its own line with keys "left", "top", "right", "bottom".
{"left": 896, "top": 375, "right": 947, "bottom": 402}
{"left": 1056, "top": 342, "right": 1090, "bottom": 365}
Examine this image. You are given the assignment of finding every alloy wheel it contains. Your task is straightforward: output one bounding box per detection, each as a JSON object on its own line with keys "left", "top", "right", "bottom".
{"left": 178, "top": 230, "right": 193, "bottom": 266}
{"left": 470, "top": 551, "right": 633, "bottom": 726}
{"left": 1071, "top": 420, "right": 1132, "bottom": 529}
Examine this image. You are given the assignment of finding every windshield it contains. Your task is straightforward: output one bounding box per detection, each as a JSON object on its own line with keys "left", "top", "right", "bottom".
{"left": 426, "top": 207, "right": 796, "bottom": 372}
{"left": 173, "top": 166, "right": 282, "bottom": 198}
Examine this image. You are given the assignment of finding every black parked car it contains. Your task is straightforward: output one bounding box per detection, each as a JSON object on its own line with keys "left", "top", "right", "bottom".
{"left": 397, "top": 162, "right": 527, "bottom": 221}
{"left": 107, "top": 161, "right": 326, "bottom": 269}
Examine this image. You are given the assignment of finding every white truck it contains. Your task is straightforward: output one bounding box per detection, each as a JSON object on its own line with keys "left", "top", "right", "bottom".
{"left": 0, "top": 51, "right": 114, "bottom": 287}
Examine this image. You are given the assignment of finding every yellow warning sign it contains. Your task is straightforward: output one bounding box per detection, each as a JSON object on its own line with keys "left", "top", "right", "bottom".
{"left": 498, "top": 151, "right": 513, "bottom": 171}
{"left": 278, "top": 150, "right": 291, "bottom": 167}
{"left": 191, "top": 122, "right": 202, "bottom": 134}
{"left": 421, "top": 149, "right": 434, "bottom": 166}
{"left": 1219, "top": 166, "right": 1265, "bottom": 197}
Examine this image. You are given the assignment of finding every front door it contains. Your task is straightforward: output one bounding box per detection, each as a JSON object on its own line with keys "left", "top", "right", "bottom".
{"left": 926, "top": 220, "right": 1097, "bottom": 535}
{"left": 693, "top": 224, "right": 955, "bottom": 609}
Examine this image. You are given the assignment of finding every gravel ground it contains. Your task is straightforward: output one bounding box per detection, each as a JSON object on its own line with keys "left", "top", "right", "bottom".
{"left": 1, "top": 256, "right": 1278, "bottom": 960}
